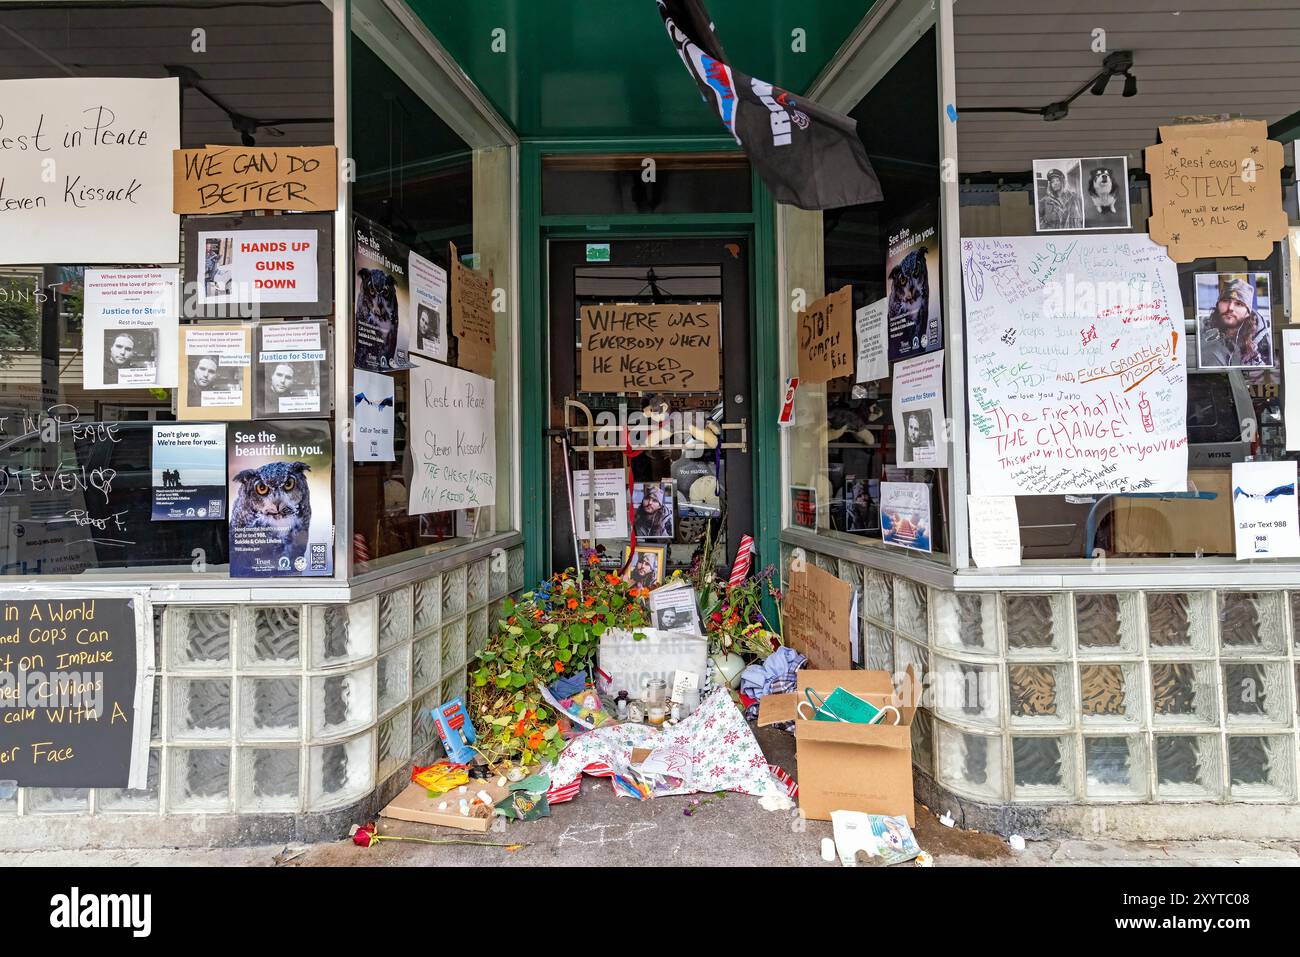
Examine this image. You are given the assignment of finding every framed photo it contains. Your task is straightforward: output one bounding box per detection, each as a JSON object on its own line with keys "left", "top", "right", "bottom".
{"left": 1032, "top": 156, "right": 1131, "bottom": 232}
{"left": 1195, "top": 272, "right": 1274, "bottom": 369}
{"left": 631, "top": 479, "right": 675, "bottom": 540}
{"left": 182, "top": 213, "right": 333, "bottom": 318}
{"left": 623, "top": 544, "right": 666, "bottom": 590}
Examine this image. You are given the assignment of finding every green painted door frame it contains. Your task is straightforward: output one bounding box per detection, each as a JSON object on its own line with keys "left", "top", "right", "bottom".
{"left": 518, "top": 138, "right": 782, "bottom": 586}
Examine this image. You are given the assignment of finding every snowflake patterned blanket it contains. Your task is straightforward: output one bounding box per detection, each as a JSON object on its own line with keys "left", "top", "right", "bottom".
{"left": 545, "top": 689, "right": 797, "bottom": 804}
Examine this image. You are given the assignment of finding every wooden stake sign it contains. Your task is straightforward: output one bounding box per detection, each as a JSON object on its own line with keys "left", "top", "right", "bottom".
{"left": 173, "top": 145, "right": 338, "bottom": 214}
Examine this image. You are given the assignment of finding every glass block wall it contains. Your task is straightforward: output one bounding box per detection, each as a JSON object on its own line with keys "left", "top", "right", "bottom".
{"left": 0, "top": 546, "right": 523, "bottom": 824}
{"left": 782, "top": 545, "right": 1299, "bottom": 807}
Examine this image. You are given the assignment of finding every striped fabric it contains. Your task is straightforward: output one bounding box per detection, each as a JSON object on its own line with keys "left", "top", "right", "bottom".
{"left": 728, "top": 534, "right": 755, "bottom": 588}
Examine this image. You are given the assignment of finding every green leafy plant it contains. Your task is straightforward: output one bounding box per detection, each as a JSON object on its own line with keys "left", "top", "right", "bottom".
{"left": 469, "top": 559, "right": 650, "bottom": 766}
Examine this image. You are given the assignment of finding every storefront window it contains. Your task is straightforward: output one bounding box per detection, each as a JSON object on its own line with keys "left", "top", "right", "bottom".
{"left": 954, "top": 0, "right": 1299, "bottom": 564}
{"left": 348, "top": 7, "right": 517, "bottom": 575}
{"left": 784, "top": 28, "right": 948, "bottom": 562}
{"left": 0, "top": 0, "right": 333, "bottom": 576}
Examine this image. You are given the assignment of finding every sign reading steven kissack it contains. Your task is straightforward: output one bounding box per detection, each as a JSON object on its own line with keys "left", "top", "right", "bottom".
{"left": 408, "top": 358, "right": 496, "bottom": 514}
{"left": 0, "top": 595, "right": 150, "bottom": 788}
{"left": 0, "top": 77, "right": 180, "bottom": 264}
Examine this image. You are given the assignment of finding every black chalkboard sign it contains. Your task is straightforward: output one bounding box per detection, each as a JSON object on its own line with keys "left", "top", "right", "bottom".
{"left": 0, "top": 596, "right": 143, "bottom": 787}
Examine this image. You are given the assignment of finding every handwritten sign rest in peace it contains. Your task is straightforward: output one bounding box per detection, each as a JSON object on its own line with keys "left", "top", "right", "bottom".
{"left": 580, "top": 303, "right": 720, "bottom": 393}
{"left": 0, "top": 77, "right": 179, "bottom": 264}
{"left": 172, "top": 145, "right": 338, "bottom": 214}
{"left": 407, "top": 359, "right": 497, "bottom": 515}
{"left": 797, "top": 286, "right": 853, "bottom": 384}
{"left": 0, "top": 597, "right": 148, "bottom": 787}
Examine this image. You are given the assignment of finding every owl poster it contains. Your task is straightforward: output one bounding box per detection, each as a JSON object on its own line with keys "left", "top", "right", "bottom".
{"left": 227, "top": 420, "right": 334, "bottom": 577}
{"left": 353, "top": 216, "right": 414, "bottom": 373}
{"left": 885, "top": 203, "right": 942, "bottom": 361}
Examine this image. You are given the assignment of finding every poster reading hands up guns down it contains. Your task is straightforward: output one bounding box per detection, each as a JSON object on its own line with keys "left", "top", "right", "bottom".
{"left": 960, "top": 234, "right": 1188, "bottom": 496}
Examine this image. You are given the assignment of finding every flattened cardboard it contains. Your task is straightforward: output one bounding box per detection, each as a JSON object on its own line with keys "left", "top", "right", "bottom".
{"left": 173, "top": 145, "right": 338, "bottom": 214}
{"left": 450, "top": 241, "right": 495, "bottom": 378}
{"left": 579, "top": 302, "right": 721, "bottom": 393}
{"left": 758, "top": 667, "right": 918, "bottom": 824}
{"left": 796, "top": 285, "right": 853, "bottom": 384}
{"left": 379, "top": 780, "right": 508, "bottom": 833}
{"left": 782, "top": 564, "right": 854, "bottom": 670}
{"left": 1146, "top": 119, "right": 1288, "bottom": 263}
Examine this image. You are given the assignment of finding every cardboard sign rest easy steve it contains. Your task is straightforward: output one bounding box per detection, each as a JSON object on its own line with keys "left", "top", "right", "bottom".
{"left": 173, "top": 145, "right": 338, "bottom": 214}
{"left": 1146, "top": 119, "right": 1287, "bottom": 263}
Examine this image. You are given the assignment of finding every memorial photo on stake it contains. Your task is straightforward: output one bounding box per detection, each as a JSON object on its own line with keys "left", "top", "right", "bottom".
{"left": 1196, "top": 272, "right": 1273, "bottom": 370}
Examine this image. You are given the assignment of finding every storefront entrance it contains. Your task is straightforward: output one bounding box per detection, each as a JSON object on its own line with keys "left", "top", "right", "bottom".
{"left": 546, "top": 237, "right": 753, "bottom": 578}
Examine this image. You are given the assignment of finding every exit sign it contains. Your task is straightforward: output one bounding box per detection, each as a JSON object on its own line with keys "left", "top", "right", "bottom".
{"left": 586, "top": 243, "right": 611, "bottom": 263}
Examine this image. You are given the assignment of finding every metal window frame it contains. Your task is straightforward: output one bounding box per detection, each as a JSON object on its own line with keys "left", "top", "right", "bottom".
{"left": 0, "top": 0, "right": 521, "bottom": 602}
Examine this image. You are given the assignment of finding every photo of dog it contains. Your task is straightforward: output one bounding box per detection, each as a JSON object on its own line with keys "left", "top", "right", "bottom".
{"left": 1034, "top": 156, "right": 1130, "bottom": 231}
{"left": 1081, "top": 156, "right": 1130, "bottom": 229}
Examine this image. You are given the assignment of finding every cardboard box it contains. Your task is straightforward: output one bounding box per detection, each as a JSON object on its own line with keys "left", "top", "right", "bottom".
{"left": 758, "top": 668, "right": 917, "bottom": 824}
{"left": 1113, "top": 468, "right": 1234, "bottom": 555}
{"left": 378, "top": 780, "right": 509, "bottom": 833}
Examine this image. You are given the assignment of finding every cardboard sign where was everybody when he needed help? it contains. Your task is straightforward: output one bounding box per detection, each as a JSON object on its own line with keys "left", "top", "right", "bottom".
{"left": 580, "top": 302, "right": 721, "bottom": 393}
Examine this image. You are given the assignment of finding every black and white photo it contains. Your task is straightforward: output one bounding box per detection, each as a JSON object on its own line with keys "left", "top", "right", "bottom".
{"left": 903, "top": 408, "right": 935, "bottom": 464}
{"left": 254, "top": 320, "right": 328, "bottom": 418}
{"left": 101, "top": 329, "right": 158, "bottom": 386}
{"left": 1033, "top": 159, "right": 1084, "bottom": 232}
{"left": 1034, "top": 156, "right": 1130, "bottom": 232}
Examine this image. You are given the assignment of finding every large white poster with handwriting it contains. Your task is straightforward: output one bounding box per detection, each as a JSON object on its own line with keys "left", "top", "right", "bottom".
{"left": 960, "top": 234, "right": 1187, "bottom": 495}
{"left": 0, "top": 77, "right": 180, "bottom": 265}
{"left": 408, "top": 358, "right": 496, "bottom": 515}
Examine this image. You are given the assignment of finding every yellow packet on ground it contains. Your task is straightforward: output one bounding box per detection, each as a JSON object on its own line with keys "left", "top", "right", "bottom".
{"left": 411, "top": 762, "right": 469, "bottom": 795}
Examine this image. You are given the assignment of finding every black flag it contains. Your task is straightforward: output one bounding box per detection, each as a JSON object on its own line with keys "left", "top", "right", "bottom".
{"left": 655, "top": 0, "right": 883, "bottom": 210}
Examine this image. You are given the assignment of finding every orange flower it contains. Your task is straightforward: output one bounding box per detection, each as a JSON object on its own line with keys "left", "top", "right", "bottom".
{"left": 507, "top": 616, "right": 517, "bottom": 625}
{"left": 583, "top": 596, "right": 595, "bottom": 607}
{"left": 527, "top": 730, "right": 544, "bottom": 749}
{"left": 606, "top": 574, "right": 621, "bottom": 586}
{"left": 587, "top": 553, "right": 600, "bottom": 566}
{"left": 553, "top": 659, "right": 564, "bottom": 673}
{"left": 567, "top": 598, "right": 579, "bottom": 610}
{"left": 533, "top": 609, "right": 544, "bottom": 620}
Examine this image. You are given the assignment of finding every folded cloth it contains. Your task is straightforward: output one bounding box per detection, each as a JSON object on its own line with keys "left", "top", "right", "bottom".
{"left": 549, "top": 670, "right": 589, "bottom": 700}
{"left": 739, "top": 647, "right": 807, "bottom": 719}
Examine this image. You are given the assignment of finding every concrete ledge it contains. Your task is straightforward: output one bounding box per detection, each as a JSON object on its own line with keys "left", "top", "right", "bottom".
{"left": 915, "top": 770, "right": 1300, "bottom": 841}
{"left": 0, "top": 765, "right": 413, "bottom": 851}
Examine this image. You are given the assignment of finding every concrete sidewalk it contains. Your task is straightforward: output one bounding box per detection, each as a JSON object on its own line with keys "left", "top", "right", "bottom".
{"left": 5, "top": 781, "right": 1299, "bottom": 867}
